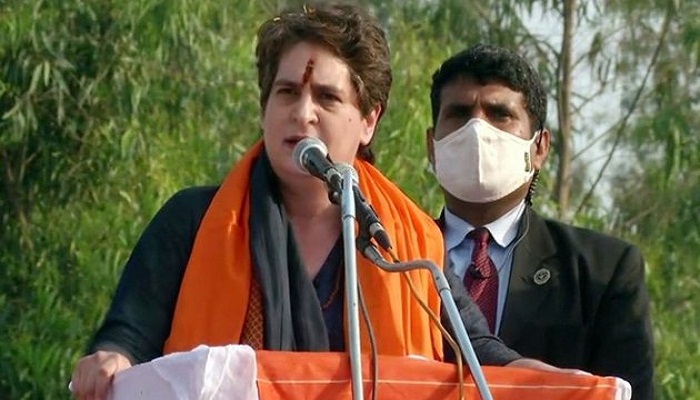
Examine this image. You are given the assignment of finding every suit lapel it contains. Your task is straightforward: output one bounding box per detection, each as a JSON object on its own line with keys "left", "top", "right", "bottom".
{"left": 498, "top": 208, "right": 560, "bottom": 344}
{"left": 436, "top": 208, "right": 564, "bottom": 345}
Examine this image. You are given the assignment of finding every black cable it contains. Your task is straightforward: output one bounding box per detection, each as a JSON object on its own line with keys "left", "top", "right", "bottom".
{"left": 357, "top": 239, "right": 379, "bottom": 400}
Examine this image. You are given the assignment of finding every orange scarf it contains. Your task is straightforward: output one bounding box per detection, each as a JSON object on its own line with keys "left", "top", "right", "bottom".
{"left": 164, "top": 142, "right": 444, "bottom": 360}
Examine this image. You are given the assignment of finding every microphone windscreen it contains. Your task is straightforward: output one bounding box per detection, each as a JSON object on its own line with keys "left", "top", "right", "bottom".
{"left": 292, "top": 137, "right": 328, "bottom": 174}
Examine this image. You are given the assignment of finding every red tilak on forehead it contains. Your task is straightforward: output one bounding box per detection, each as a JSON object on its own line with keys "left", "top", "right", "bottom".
{"left": 302, "top": 58, "right": 315, "bottom": 85}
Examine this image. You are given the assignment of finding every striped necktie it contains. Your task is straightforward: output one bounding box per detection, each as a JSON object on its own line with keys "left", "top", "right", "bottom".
{"left": 463, "top": 227, "right": 499, "bottom": 333}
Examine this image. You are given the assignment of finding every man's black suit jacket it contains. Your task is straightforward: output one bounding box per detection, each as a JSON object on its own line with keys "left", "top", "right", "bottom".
{"left": 440, "top": 207, "right": 654, "bottom": 400}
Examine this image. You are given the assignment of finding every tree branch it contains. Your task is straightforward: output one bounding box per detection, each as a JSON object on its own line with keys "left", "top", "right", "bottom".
{"left": 573, "top": 6, "right": 673, "bottom": 218}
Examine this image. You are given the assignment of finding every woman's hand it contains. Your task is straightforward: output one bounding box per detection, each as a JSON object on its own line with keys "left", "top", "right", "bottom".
{"left": 70, "top": 350, "right": 132, "bottom": 400}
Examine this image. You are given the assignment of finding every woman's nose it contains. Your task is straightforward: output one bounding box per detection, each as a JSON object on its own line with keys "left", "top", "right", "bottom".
{"left": 291, "top": 91, "right": 319, "bottom": 127}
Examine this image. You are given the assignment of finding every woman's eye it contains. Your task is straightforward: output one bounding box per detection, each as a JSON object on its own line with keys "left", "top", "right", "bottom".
{"left": 320, "top": 92, "right": 340, "bottom": 102}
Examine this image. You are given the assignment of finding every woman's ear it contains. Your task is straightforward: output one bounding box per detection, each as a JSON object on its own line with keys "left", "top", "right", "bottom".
{"left": 361, "top": 104, "right": 382, "bottom": 145}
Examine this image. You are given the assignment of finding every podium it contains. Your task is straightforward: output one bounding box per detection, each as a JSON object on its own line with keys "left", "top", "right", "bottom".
{"left": 109, "top": 345, "right": 631, "bottom": 400}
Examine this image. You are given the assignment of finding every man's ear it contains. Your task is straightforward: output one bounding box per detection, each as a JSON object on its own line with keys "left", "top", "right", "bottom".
{"left": 426, "top": 126, "right": 436, "bottom": 167}
{"left": 532, "top": 128, "right": 550, "bottom": 170}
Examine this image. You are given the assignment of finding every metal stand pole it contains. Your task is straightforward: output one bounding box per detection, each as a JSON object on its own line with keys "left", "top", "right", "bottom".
{"left": 341, "top": 167, "right": 363, "bottom": 400}
{"left": 359, "top": 246, "right": 493, "bottom": 400}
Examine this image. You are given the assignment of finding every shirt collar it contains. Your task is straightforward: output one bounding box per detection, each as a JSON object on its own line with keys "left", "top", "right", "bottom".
{"left": 443, "top": 209, "right": 471, "bottom": 253}
{"left": 443, "top": 201, "right": 526, "bottom": 251}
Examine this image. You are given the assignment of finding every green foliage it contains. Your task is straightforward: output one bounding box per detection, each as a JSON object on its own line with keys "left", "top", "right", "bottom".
{"left": 1, "top": 0, "right": 698, "bottom": 399}
{"left": 605, "top": 1, "right": 700, "bottom": 395}
{"left": 1, "top": 0, "right": 262, "bottom": 397}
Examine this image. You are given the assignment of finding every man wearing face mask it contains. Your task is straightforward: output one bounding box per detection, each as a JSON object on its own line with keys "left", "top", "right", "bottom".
{"left": 426, "top": 44, "right": 654, "bottom": 400}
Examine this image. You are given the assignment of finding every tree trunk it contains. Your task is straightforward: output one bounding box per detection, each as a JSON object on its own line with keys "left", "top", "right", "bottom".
{"left": 555, "top": 0, "right": 575, "bottom": 219}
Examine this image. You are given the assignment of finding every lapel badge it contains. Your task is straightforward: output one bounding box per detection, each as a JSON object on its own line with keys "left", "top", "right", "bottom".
{"left": 533, "top": 268, "right": 551, "bottom": 285}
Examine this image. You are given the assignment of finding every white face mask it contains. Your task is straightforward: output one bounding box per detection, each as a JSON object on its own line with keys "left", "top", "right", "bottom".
{"left": 432, "top": 118, "right": 539, "bottom": 203}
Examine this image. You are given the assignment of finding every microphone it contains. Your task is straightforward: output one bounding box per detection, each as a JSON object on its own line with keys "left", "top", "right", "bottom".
{"left": 292, "top": 137, "right": 343, "bottom": 194}
{"left": 291, "top": 138, "right": 393, "bottom": 251}
{"left": 335, "top": 163, "right": 393, "bottom": 251}
{"left": 468, "top": 264, "right": 485, "bottom": 279}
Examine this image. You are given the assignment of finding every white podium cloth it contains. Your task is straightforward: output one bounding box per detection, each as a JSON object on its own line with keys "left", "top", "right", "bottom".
{"left": 109, "top": 345, "right": 258, "bottom": 400}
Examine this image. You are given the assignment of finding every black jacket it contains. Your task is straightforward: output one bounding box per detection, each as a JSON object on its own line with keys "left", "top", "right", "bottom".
{"left": 440, "top": 207, "right": 654, "bottom": 400}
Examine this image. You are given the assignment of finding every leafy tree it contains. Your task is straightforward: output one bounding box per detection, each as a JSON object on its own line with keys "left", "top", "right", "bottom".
{"left": 606, "top": 1, "right": 700, "bottom": 395}
{"left": 1, "top": 0, "right": 263, "bottom": 397}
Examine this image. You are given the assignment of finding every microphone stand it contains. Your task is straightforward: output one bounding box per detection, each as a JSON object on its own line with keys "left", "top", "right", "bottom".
{"left": 340, "top": 167, "right": 364, "bottom": 400}
{"left": 359, "top": 242, "right": 493, "bottom": 400}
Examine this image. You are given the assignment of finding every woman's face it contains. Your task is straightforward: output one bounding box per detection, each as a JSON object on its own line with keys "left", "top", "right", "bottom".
{"left": 261, "top": 41, "right": 380, "bottom": 183}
